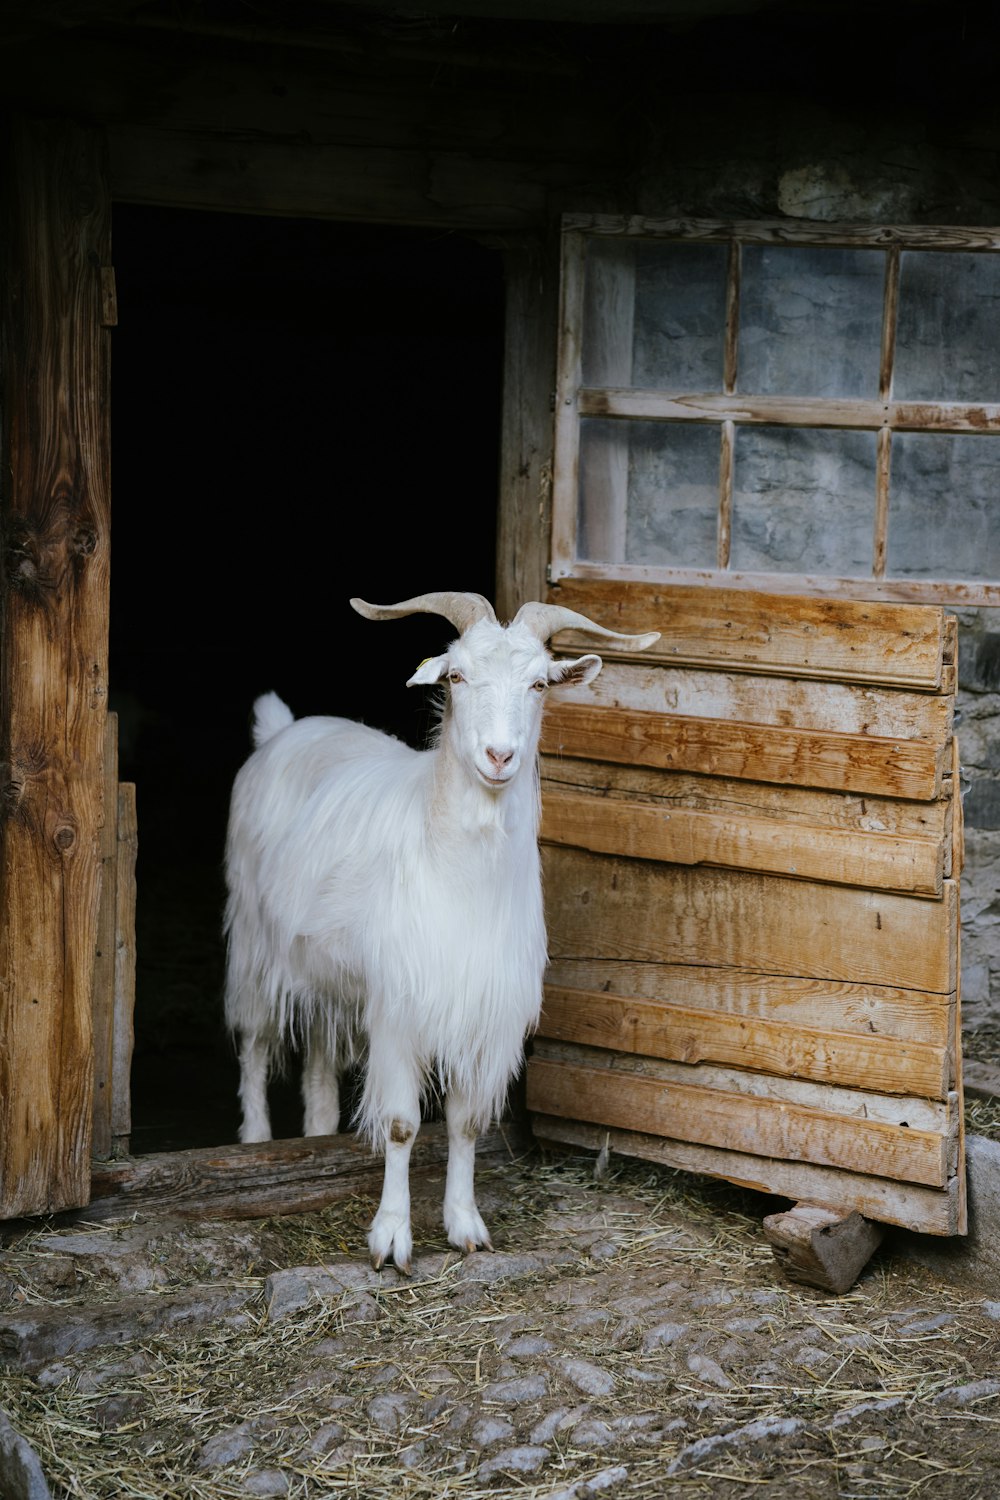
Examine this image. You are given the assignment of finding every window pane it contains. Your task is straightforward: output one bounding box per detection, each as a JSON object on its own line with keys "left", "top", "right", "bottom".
{"left": 888, "top": 432, "right": 1000, "bottom": 579}
{"left": 739, "top": 246, "right": 884, "bottom": 398}
{"left": 895, "top": 251, "right": 1000, "bottom": 402}
{"left": 577, "top": 418, "right": 719, "bottom": 567}
{"left": 731, "top": 427, "right": 877, "bottom": 573}
{"left": 582, "top": 238, "right": 727, "bottom": 390}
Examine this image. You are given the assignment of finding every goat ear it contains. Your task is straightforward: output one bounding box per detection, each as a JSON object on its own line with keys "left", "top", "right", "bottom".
{"left": 407, "top": 654, "right": 449, "bottom": 687}
{"left": 548, "top": 653, "right": 602, "bottom": 689}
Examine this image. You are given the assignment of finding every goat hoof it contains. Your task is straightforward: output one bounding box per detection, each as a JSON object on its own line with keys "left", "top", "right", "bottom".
{"left": 371, "top": 1251, "right": 386, "bottom": 1272}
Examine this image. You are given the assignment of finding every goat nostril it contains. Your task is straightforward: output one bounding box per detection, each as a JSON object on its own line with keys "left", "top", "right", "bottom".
{"left": 487, "top": 747, "right": 514, "bottom": 769}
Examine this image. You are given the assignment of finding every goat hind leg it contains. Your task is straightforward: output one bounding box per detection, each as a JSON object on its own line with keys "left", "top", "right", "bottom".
{"left": 238, "top": 1031, "right": 274, "bottom": 1144}
{"left": 302, "top": 1032, "right": 341, "bottom": 1137}
{"left": 443, "top": 1089, "right": 492, "bottom": 1254}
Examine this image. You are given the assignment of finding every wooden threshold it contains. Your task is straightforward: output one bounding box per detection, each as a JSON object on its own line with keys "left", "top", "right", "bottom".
{"left": 0, "top": 1124, "right": 522, "bottom": 1235}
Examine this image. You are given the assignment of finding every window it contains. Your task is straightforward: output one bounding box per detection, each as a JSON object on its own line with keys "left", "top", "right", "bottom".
{"left": 551, "top": 215, "right": 1000, "bottom": 605}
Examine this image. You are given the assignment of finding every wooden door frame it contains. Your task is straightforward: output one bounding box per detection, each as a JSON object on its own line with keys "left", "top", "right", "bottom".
{"left": 0, "top": 114, "right": 112, "bottom": 1218}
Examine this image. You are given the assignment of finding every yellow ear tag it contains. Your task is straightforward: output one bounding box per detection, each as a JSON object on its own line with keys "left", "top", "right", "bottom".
{"left": 418, "top": 658, "right": 433, "bottom": 670}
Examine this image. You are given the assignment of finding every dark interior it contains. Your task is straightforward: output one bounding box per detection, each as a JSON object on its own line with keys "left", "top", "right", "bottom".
{"left": 109, "top": 204, "right": 505, "bottom": 1153}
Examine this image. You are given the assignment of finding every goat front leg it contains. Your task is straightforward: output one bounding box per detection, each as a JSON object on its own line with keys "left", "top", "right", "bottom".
{"left": 443, "top": 1089, "right": 492, "bottom": 1254}
{"left": 366, "top": 1046, "right": 421, "bottom": 1274}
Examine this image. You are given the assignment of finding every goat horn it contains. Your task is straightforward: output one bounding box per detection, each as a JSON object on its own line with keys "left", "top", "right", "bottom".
{"left": 511, "top": 601, "right": 660, "bottom": 651}
{"left": 351, "top": 592, "right": 498, "bottom": 635}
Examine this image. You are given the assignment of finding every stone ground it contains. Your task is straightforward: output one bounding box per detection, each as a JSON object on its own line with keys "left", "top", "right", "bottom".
{"left": 3, "top": 1143, "right": 1000, "bottom": 1500}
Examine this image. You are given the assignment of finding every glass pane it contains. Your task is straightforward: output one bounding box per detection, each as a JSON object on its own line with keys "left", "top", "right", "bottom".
{"left": 582, "top": 238, "right": 727, "bottom": 390}
{"left": 895, "top": 251, "right": 1000, "bottom": 402}
{"left": 731, "top": 427, "right": 877, "bottom": 574}
{"left": 577, "top": 418, "right": 719, "bottom": 567}
{"left": 739, "top": 246, "right": 884, "bottom": 398}
{"left": 888, "top": 433, "right": 1000, "bottom": 579}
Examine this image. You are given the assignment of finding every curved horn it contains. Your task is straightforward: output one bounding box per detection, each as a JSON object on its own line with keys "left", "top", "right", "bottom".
{"left": 511, "top": 601, "right": 660, "bottom": 652}
{"left": 351, "top": 592, "right": 498, "bottom": 635}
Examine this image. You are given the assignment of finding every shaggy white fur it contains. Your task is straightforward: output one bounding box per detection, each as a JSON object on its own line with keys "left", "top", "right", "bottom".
{"left": 223, "top": 591, "right": 659, "bottom": 1271}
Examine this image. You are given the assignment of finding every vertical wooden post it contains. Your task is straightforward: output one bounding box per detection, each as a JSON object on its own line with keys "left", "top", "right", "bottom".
{"left": 92, "top": 713, "right": 120, "bottom": 1160}
{"left": 0, "top": 115, "right": 112, "bottom": 1216}
{"left": 496, "top": 232, "right": 559, "bottom": 619}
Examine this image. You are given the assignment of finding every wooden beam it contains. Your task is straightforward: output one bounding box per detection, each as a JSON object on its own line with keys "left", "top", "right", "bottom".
{"left": 6, "top": 1124, "right": 518, "bottom": 1228}
{"left": 0, "top": 116, "right": 111, "bottom": 1218}
{"left": 91, "top": 713, "right": 120, "bottom": 1161}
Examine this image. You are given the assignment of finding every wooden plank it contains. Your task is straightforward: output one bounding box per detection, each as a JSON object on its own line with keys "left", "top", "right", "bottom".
{"left": 525, "top": 1057, "right": 949, "bottom": 1186}
{"left": 541, "top": 787, "right": 943, "bottom": 894}
{"left": 562, "top": 212, "right": 1000, "bottom": 254}
{"left": 530, "top": 1038, "right": 954, "bottom": 1134}
{"left": 543, "top": 847, "right": 957, "bottom": 994}
{"left": 0, "top": 117, "right": 111, "bottom": 1218}
{"left": 538, "top": 986, "right": 951, "bottom": 1098}
{"left": 544, "top": 959, "right": 956, "bottom": 1051}
{"left": 91, "top": 713, "right": 120, "bottom": 1161}
{"left": 541, "top": 703, "right": 946, "bottom": 801}
{"left": 540, "top": 756, "right": 952, "bottom": 844}
{"left": 531, "top": 1114, "right": 964, "bottom": 1236}
{"left": 547, "top": 579, "right": 947, "bottom": 688}
{"left": 553, "top": 661, "right": 953, "bottom": 741}
{"left": 112, "top": 782, "right": 138, "bottom": 1152}
{"left": 578, "top": 387, "right": 1000, "bottom": 436}
{"left": 550, "top": 559, "right": 1000, "bottom": 612}
{"left": 550, "top": 225, "right": 586, "bottom": 583}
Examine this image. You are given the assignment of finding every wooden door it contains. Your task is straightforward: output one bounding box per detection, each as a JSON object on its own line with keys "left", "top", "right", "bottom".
{"left": 0, "top": 116, "right": 113, "bottom": 1217}
{"left": 527, "top": 579, "right": 966, "bottom": 1237}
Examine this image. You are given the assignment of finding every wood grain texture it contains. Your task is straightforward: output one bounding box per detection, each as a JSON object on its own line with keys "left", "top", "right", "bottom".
{"left": 542, "top": 846, "right": 957, "bottom": 994}
{"left": 91, "top": 712, "right": 120, "bottom": 1161}
{"left": 543, "top": 959, "right": 956, "bottom": 1050}
{"left": 554, "top": 660, "right": 953, "bottom": 741}
{"left": 546, "top": 579, "right": 947, "bottom": 689}
{"left": 538, "top": 986, "right": 951, "bottom": 1098}
{"left": 0, "top": 116, "right": 111, "bottom": 1217}
{"left": 112, "top": 782, "right": 138, "bottom": 1149}
{"left": 526, "top": 1057, "right": 949, "bottom": 1186}
{"left": 66, "top": 1125, "right": 516, "bottom": 1225}
{"left": 542, "top": 703, "right": 946, "bottom": 801}
{"left": 532, "top": 1114, "right": 964, "bottom": 1235}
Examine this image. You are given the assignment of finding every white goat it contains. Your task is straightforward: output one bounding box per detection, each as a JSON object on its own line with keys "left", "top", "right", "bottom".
{"left": 223, "top": 590, "right": 659, "bottom": 1272}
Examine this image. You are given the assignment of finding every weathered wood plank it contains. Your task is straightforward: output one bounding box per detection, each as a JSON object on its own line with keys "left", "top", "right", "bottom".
{"left": 538, "top": 986, "right": 951, "bottom": 1098}
{"left": 552, "top": 661, "right": 953, "bottom": 741}
{"left": 541, "top": 786, "right": 944, "bottom": 893}
{"left": 0, "top": 117, "right": 111, "bottom": 1217}
{"left": 92, "top": 713, "right": 120, "bottom": 1161}
{"left": 563, "top": 213, "right": 1000, "bottom": 254}
{"left": 546, "top": 579, "right": 947, "bottom": 689}
{"left": 543, "top": 959, "right": 956, "bottom": 1050}
{"left": 542, "top": 847, "right": 957, "bottom": 994}
{"left": 526, "top": 1058, "right": 949, "bottom": 1187}
{"left": 112, "top": 782, "right": 138, "bottom": 1152}
{"left": 540, "top": 756, "right": 952, "bottom": 843}
{"left": 531, "top": 1113, "right": 964, "bottom": 1236}
{"left": 541, "top": 702, "right": 945, "bottom": 801}
{"left": 530, "top": 1038, "right": 954, "bottom": 1134}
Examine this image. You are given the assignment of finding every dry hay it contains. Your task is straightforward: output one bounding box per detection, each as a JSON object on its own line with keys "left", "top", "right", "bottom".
{"left": 4, "top": 1150, "right": 1000, "bottom": 1499}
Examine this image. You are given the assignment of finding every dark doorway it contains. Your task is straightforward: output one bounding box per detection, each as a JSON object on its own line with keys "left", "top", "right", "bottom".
{"left": 110, "top": 204, "right": 504, "bottom": 1153}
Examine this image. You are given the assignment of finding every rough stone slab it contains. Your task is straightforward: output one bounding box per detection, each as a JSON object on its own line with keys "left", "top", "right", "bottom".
{"left": 0, "top": 1410, "right": 52, "bottom": 1500}
{"left": 894, "top": 1134, "right": 1000, "bottom": 1290}
{"left": 0, "top": 1285, "right": 257, "bottom": 1371}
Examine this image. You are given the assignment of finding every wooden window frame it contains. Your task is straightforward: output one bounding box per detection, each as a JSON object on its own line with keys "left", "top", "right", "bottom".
{"left": 550, "top": 213, "right": 1000, "bottom": 607}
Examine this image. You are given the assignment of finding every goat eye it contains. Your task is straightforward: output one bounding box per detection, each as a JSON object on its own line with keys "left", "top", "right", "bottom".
{"left": 532, "top": 679, "right": 548, "bottom": 693}
{"left": 447, "top": 670, "right": 464, "bottom": 685}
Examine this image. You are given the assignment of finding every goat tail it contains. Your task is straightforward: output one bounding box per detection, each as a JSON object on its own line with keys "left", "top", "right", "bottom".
{"left": 252, "top": 691, "right": 294, "bottom": 748}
